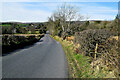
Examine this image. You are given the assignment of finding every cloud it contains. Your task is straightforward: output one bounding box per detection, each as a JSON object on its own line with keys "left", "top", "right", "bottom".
{"left": 87, "top": 14, "right": 116, "bottom": 20}
{"left": 78, "top": 3, "right": 118, "bottom": 20}
{"left": 1, "top": 2, "right": 52, "bottom": 22}
{"left": 1, "top": 2, "right": 118, "bottom": 22}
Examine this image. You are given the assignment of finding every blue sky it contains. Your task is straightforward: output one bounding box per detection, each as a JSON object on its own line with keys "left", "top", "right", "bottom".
{"left": 1, "top": 1, "right": 118, "bottom": 22}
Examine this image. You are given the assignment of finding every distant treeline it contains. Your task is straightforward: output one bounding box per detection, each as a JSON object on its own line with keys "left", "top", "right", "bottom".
{"left": 48, "top": 14, "right": 119, "bottom": 38}
{"left": 1, "top": 22, "right": 48, "bottom": 34}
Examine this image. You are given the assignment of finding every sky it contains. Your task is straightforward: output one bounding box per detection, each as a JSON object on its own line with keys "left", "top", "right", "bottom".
{"left": 0, "top": 0, "right": 119, "bottom": 22}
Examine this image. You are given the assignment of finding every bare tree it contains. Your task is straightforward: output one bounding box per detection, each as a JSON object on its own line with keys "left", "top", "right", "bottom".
{"left": 48, "top": 3, "right": 84, "bottom": 39}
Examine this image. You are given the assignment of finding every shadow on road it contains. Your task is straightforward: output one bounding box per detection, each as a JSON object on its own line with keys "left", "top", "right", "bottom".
{"left": 2, "top": 40, "right": 43, "bottom": 56}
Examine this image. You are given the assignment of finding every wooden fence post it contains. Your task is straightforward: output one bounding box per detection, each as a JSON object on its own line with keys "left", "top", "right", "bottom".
{"left": 95, "top": 43, "right": 98, "bottom": 60}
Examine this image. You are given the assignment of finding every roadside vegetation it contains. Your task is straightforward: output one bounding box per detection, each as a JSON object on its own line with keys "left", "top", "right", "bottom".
{"left": 2, "top": 34, "right": 44, "bottom": 55}
{"left": 53, "top": 36, "right": 117, "bottom": 78}
{"left": 1, "top": 2, "right": 119, "bottom": 78}
{"left": 49, "top": 3, "right": 120, "bottom": 78}
{"left": 53, "top": 36, "right": 92, "bottom": 78}
{"left": 1, "top": 22, "right": 47, "bottom": 34}
{"left": 1, "top": 22, "right": 47, "bottom": 55}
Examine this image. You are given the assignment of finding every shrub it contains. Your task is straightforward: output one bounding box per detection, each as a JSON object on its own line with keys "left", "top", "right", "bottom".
{"left": 100, "top": 36, "right": 120, "bottom": 78}
{"left": 2, "top": 35, "right": 43, "bottom": 54}
{"left": 74, "top": 29, "right": 117, "bottom": 57}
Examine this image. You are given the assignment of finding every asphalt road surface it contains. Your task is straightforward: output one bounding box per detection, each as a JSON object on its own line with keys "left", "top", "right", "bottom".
{"left": 2, "top": 34, "right": 68, "bottom": 78}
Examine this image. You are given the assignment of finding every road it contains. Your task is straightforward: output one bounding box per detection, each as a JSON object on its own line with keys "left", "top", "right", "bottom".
{"left": 2, "top": 34, "right": 68, "bottom": 78}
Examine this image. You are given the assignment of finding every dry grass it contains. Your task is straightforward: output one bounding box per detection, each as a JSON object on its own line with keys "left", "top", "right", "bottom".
{"left": 52, "top": 35, "right": 119, "bottom": 78}
{"left": 52, "top": 36, "right": 93, "bottom": 78}
{"left": 65, "top": 36, "right": 74, "bottom": 41}
{"left": 108, "top": 36, "right": 119, "bottom": 41}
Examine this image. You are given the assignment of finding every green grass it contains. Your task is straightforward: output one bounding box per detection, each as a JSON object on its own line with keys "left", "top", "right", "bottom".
{"left": 35, "top": 31, "right": 39, "bottom": 34}
{"left": 51, "top": 36, "right": 114, "bottom": 78}
{"left": 52, "top": 36, "right": 94, "bottom": 78}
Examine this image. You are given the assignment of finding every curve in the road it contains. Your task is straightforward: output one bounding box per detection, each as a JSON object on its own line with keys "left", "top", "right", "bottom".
{"left": 2, "top": 34, "right": 68, "bottom": 78}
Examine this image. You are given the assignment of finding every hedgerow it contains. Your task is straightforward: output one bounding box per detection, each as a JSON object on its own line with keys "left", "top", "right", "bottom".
{"left": 74, "top": 29, "right": 117, "bottom": 56}
{"left": 74, "top": 29, "right": 119, "bottom": 78}
{"left": 2, "top": 35, "right": 44, "bottom": 54}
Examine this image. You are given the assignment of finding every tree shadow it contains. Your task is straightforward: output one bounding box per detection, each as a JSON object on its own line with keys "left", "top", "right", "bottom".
{"left": 2, "top": 39, "right": 43, "bottom": 56}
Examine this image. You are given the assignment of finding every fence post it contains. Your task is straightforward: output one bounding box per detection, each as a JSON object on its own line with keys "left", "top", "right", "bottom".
{"left": 94, "top": 43, "right": 98, "bottom": 60}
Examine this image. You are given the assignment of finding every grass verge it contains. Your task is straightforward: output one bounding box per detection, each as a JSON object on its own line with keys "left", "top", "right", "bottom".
{"left": 52, "top": 36, "right": 116, "bottom": 78}
{"left": 52, "top": 36, "right": 95, "bottom": 78}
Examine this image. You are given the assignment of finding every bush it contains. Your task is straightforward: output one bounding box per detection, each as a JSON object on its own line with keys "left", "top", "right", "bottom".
{"left": 74, "top": 29, "right": 119, "bottom": 78}
{"left": 2, "top": 35, "right": 43, "bottom": 54}
{"left": 100, "top": 36, "right": 120, "bottom": 78}
{"left": 74, "top": 29, "right": 117, "bottom": 57}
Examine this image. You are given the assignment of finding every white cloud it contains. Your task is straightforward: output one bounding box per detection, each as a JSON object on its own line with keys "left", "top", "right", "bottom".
{"left": 1, "top": 3, "right": 52, "bottom": 22}
{"left": 1, "top": 2, "right": 118, "bottom": 22}
{"left": 78, "top": 3, "right": 117, "bottom": 20}
{"left": 85, "top": 6, "right": 117, "bottom": 13}
{"left": 87, "top": 14, "right": 116, "bottom": 20}
{"left": 0, "top": 2, "right": 2, "bottom": 21}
